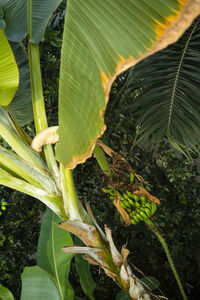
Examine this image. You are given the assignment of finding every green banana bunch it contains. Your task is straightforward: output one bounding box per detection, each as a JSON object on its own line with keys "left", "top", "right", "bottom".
{"left": 102, "top": 186, "right": 157, "bottom": 225}
{"left": 120, "top": 191, "right": 157, "bottom": 225}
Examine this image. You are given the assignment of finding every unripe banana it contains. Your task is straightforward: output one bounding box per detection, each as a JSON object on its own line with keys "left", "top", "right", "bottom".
{"left": 131, "top": 218, "right": 137, "bottom": 225}
{"left": 132, "top": 215, "right": 140, "bottom": 224}
{"left": 124, "top": 200, "right": 131, "bottom": 208}
{"left": 132, "top": 194, "right": 139, "bottom": 201}
{"left": 120, "top": 202, "right": 127, "bottom": 209}
{"left": 129, "top": 211, "right": 135, "bottom": 218}
{"left": 123, "top": 193, "right": 130, "bottom": 200}
{"left": 150, "top": 203, "right": 157, "bottom": 215}
{"left": 135, "top": 213, "right": 143, "bottom": 221}
{"left": 140, "top": 194, "right": 147, "bottom": 205}
{"left": 134, "top": 202, "right": 141, "bottom": 209}
{"left": 128, "top": 198, "right": 134, "bottom": 207}
{"left": 139, "top": 211, "right": 149, "bottom": 220}
{"left": 120, "top": 195, "right": 126, "bottom": 202}
{"left": 145, "top": 202, "right": 153, "bottom": 213}
{"left": 126, "top": 191, "right": 133, "bottom": 198}
{"left": 143, "top": 207, "right": 151, "bottom": 217}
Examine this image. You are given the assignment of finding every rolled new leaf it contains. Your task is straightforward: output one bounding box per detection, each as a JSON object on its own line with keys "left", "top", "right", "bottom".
{"left": 0, "top": 108, "right": 48, "bottom": 172}
{"left": 0, "top": 146, "right": 58, "bottom": 195}
{"left": 0, "top": 168, "right": 66, "bottom": 219}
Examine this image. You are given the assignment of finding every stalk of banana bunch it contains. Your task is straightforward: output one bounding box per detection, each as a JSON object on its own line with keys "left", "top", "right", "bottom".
{"left": 96, "top": 141, "right": 188, "bottom": 300}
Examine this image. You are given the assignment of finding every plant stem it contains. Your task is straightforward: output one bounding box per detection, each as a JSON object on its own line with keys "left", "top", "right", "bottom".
{"left": 60, "top": 165, "right": 91, "bottom": 223}
{"left": 145, "top": 218, "right": 188, "bottom": 300}
{"left": 93, "top": 145, "right": 110, "bottom": 172}
{"left": 28, "top": 42, "right": 60, "bottom": 188}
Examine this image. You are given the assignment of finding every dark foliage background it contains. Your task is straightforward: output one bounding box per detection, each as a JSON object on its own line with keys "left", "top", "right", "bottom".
{"left": 0, "top": 3, "right": 200, "bottom": 300}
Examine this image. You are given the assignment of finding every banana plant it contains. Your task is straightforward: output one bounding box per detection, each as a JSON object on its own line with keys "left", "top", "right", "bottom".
{"left": 0, "top": 1, "right": 200, "bottom": 299}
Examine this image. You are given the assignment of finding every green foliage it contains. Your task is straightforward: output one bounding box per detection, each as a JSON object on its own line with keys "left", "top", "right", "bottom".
{"left": 1, "top": 2, "right": 200, "bottom": 300}
{"left": 0, "top": 284, "right": 14, "bottom": 300}
{"left": 0, "top": 189, "right": 44, "bottom": 299}
{"left": 8, "top": 42, "right": 33, "bottom": 126}
{"left": 74, "top": 238, "right": 96, "bottom": 300}
{"left": 140, "top": 276, "right": 160, "bottom": 292}
{"left": 21, "top": 266, "right": 62, "bottom": 300}
{"left": 37, "top": 208, "right": 74, "bottom": 300}
{"left": 123, "top": 17, "right": 200, "bottom": 155}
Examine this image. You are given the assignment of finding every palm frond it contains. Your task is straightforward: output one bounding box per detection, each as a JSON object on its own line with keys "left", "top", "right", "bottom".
{"left": 125, "top": 17, "right": 200, "bottom": 155}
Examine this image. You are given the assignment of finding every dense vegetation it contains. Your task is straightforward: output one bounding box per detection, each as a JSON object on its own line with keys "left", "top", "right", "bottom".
{"left": 0, "top": 4, "right": 200, "bottom": 300}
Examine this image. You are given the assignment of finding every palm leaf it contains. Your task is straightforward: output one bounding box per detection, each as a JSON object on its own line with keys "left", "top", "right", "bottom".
{"left": 124, "top": 17, "right": 200, "bottom": 154}
{"left": 55, "top": 0, "right": 200, "bottom": 168}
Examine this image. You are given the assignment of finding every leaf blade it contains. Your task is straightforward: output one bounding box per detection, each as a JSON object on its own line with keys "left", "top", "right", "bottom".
{"left": 56, "top": 0, "right": 200, "bottom": 168}
{"left": 37, "top": 208, "right": 74, "bottom": 300}
{"left": 20, "top": 266, "right": 61, "bottom": 300}
{"left": 0, "top": 284, "right": 14, "bottom": 300}
{"left": 0, "top": 29, "right": 19, "bottom": 106}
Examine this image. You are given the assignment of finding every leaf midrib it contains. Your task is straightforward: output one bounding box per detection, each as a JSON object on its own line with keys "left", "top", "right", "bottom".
{"left": 167, "top": 21, "right": 198, "bottom": 133}
{"left": 51, "top": 219, "right": 64, "bottom": 300}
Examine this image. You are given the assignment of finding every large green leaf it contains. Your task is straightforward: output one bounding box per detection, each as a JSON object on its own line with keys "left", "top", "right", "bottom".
{"left": 74, "top": 236, "right": 96, "bottom": 300}
{"left": 37, "top": 208, "right": 74, "bottom": 300}
{"left": 8, "top": 42, "right": 33, "bottom": 125}
{"left": 56, "top": 0, "right": 200, "bottom": 168}
{"left": 0, "top": 0, "right": 27, "bottom": 42}
{"left": 75, "top": 254, "right": 96, "bottom": 300}
{"left": 123, "top": 17, "right": 200, "bottom": 155}
{"left": 0, "top": 29, "right": 19, "bottom": 106}
{"left": 0, "top": 284, "right": 14, "bottom": 300}
{"left": 21, "top": 266, "right": 61, "bottom": 300}
{"left": 28, "top": 0, "right": 63, "bottom": 43}
{"left": 115, "top": 291, "right": 130, "bottom": 300}
{"left": 0, "top": 0, "right": 62, "bottom": 42}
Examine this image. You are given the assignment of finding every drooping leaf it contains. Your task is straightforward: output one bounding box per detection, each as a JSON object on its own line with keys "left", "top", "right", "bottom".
{"left": 0, "top": 29, "right": 19, "bottom": 106}
{"left": 0, "top": 0, "right": 27, "bottom": 42}
{"left": 20, "top": 266, "right": 61, "bottom": 300}
{"left": 0, "top": 0, "right": 62, "bottom": 42}
{"left": 75, "top": 237, "right": 96, "bottom": 300}
{"left": 56, "top": 0, "right": 200, "bottom": 168}
{"left": 0, "top": 284, "right": 14, "bottom": 300}
{"left": 0, "top": 7, "right": 6, "bottom": 30}
{"left": 140, "top": 276, "right": 160, "bottom": 291}
{"left": 37, "top": 208, "right": 74, "bottom": 300}
{"left": 8, "top": 42, "right": 33, "bottom": 125}
{"left": 124, "top": 17, "right": 200, "bottom": 155}
{"left": 115, "top": 291, "right": 130, "bottom": 300}
{"left": 28, "top": 0, "right": 63, "bottom": 43}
